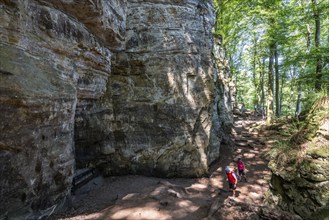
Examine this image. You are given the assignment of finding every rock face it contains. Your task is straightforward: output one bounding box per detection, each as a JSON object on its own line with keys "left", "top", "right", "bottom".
{"left": 267, "top": 97, "right": 329, "bottom": 219}
{"left": 77, "top": 0, "right": 226, "bottom": 178}
{"left": 0, "top": 0, "right": 232, "bottom": 218}
{"left": 0, "top": 0, "right": 125, "bottom": 218}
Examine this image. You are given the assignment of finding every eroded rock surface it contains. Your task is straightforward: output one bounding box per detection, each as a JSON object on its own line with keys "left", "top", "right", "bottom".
{"left": 0, "top": 0, "right": 125, "bottom": 218}
{"left": 75, "top": 0, "right": 227, "bottom": 178}
{"left": 0, "top": 0, "right": 232, "bottom": 218}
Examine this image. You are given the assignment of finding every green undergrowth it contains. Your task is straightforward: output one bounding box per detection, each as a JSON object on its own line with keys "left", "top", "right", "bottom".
{"left": 266, "top": 93, "right": 329, "bottom": 168}
{"left": 311, "top": 206, "right": 329, "bottom": 220}
{"left": 265, "top": 140, "right": 303, "bottom": 169}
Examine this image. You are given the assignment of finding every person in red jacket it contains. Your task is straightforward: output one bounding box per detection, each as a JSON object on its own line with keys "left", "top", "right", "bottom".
{"left": 237, "top": 158, "right": 247, "bottom": 182}
{"left": 224, "top": 167, "right": 238, "bottom": 197}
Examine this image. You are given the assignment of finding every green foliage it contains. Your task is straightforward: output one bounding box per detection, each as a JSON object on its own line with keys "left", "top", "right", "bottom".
{"left": 266, "top": 140, "right": 292, "bottom": 160}
{"left": 214, "top": 0, "right": 329, "bottom": 116}
{"left": 301, "top": 88, "right": 329, "bottom": 115}
{"left": 265, "top": 139, "right": 303, "bottom": 170}
{"left": 263, "top": 93, "right": 328, "bottom": 177}
{"left": 310, "top": 206, "right": 329, "bottom": 220}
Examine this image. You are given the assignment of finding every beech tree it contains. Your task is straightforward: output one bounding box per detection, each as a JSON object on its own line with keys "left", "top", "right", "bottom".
{"left": 312, "top": 0, "right": 322, "bottom": 91}
{"left": 214, "top": 0, "right": 329, "bottom": 119}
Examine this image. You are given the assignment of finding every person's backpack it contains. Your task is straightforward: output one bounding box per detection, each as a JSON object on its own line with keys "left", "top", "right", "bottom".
{"left": 232, "top": 172, "right": 238, "bottom": 183}
{"left": 233, "top": 173, "right": 241, "bottom": 182}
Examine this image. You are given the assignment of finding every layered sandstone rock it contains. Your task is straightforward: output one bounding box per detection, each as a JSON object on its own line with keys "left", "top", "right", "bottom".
{"left": 0, "top": 0, "right": 125, "bottom": 218}
{"left": 79, "top": 0, "right": 225, "bottom": 178}
{"left": 0, "top": 0, "right": 232, "bottom": 218}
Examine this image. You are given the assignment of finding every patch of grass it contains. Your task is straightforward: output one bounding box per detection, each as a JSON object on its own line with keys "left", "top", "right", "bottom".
{"left": 264, "top": 94, "right": 329, "bottom": 171}
{"left": 278, "top": 121, "right": 302, "bottom": 138}
{"left": 290, "top": 95, "right": 329, "bottom": 145}
{"left": 302, "top": 89, "right": 329, "bottom": 116}
{"left": 265, "top": 138, "right": 306, "bottom": 171}
{"left": 307, "top": 144, "right": 329, "bottom": 158}
{"left": 266, "top": 140, "right": 290, "bottom": 157}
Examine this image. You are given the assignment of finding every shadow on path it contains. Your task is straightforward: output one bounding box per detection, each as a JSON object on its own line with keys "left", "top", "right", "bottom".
{"left": 55, "top": 116, "right": 272, "bottom": 220}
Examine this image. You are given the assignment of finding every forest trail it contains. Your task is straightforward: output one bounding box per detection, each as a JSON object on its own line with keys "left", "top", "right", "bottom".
{"left": 56, "top": 115, "right": 275, "bottom": 220}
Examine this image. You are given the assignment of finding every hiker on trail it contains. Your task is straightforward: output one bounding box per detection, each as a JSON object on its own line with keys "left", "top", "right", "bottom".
{"left": 224, "top": 167, "right": 238, "bottom": 197}
{"left": 237, "top": 158, "right": 247, "bottom": 182}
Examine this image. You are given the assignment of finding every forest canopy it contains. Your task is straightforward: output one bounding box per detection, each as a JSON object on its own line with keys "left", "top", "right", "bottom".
{"left": 213, "top": 0, "right": 329, "bottom": 122}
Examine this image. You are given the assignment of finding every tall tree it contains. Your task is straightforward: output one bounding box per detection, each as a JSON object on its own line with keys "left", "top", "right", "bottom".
{"left": 267, "top": 43, "right": 275, "bottom": 124}
{"left": 274, "top": 43, "right": 281, "bottom": 116}
{"left": 296, "top": 83, "right": 302, "bottom": 117}
{"left": 312, "top": 0, "right": 322, "bottom": 91}
{"left": 260, "top": 57, "right": 266, "bottom": 117}
{"left": 214, "top": 0, "right": 329, "bottom": 118}
{"left": 252, "top": 33, "right": 259, "bottom": 108}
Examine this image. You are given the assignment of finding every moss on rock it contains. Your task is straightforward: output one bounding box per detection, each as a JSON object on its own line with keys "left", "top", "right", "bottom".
{"left": 267, "top": 95, "right": 329, "bottom": 218}
{"left": 307, "top": 144, "right": 329, "bottom": 158}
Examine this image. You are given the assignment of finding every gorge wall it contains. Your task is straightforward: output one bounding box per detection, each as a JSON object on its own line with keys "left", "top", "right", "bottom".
{"left": 0, "top": 0, "right": 125, "bottom": 218}
{"left": 0, "top": 0, "right": 232, "bottom": 218}
{"left": 76, "top": 0, "right": 230, "bottom": 178}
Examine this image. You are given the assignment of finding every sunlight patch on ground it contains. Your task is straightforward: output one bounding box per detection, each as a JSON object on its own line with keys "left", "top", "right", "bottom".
{"left": 252, "top": 160, "right": 266, "bottom": 165}
{"left": 234, "top": 185, "right": 264, "bottom": 204}
{"left": 252, "top": 170, "right": 270, "bottom": 175}
{"left": 210, "top": 172, "right": 225, "bottom": 189}
{"left": 177, "top": 200, "right": 199, "bottom": 212}
{"left": 150, "top": 186, "right": 166, "bottom": 197}
{"left": 256, "top": 179, "right": 269, "bottom": 185}
{"left": 249, "top": 192, "right": 263, "bottom": 201}
{"left": 189, "top": 182, "right": 208, "bottom": 191}
{"left": 59, "top": 213, "right": 104, "bottom": 220}
{"left": 243, "top": 153, "right": 256, "bottom": 158}
{"left": 249, "top": 184, "right": 262, "bottom": 192}
{"left": 110, "top": 207, "right": 170, "bottom": 220}
{"left": 236, "top": 148, "right": 242, "bottom": 153}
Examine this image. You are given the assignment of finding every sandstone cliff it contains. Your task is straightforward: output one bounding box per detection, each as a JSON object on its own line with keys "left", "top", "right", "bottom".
{"left": 0, "top": 0, "right": 232, "bottom": 218}
{"left": 78, "top": 0, "right": 229, "bottom": 178}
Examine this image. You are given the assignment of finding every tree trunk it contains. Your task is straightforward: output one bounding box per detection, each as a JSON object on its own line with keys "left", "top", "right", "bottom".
{"left": 274, "top": 43, "right": 280, "bottom": 117}
{"left": 267, "top": 44, "right": 275, "bottom": 124}
{"left": 312, "top": 0, "right": 322, "bottom": 91}
{"left": 295, "top": 83, "right": 302, "bottom": 118}
{"left": 306, "top": 24, "right": 311, "bottom": 51}
{"left": 253, "top": 34, "right": 259, "bottom": 108}
{"left": 280, "top": 72, "right": 284, "bottom": 115}
{"left": 260, "top": 57, "right": 266, "bottom": 118}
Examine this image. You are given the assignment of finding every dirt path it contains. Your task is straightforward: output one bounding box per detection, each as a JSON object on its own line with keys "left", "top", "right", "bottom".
{"left": 54, "top": 116, "right": 272, "bottom": 220}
